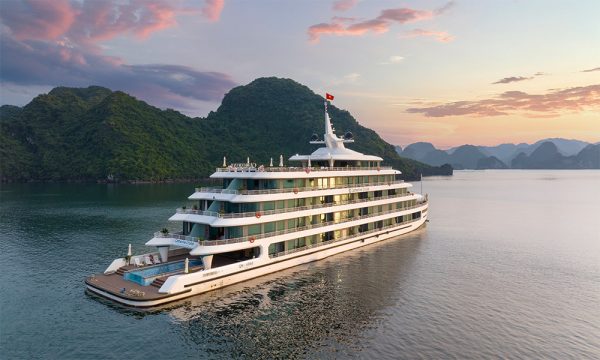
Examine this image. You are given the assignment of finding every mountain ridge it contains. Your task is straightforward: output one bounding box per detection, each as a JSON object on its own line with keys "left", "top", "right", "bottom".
{"left": 0, "top": 78, "right": 452, "bottom": 182}
{"left": 398, "top": 138, "right": 599, "bottom": 169}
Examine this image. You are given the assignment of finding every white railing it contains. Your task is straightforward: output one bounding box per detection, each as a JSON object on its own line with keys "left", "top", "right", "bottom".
{"left": 269, "top": 216, "right": 423, "bottom": 258}
{"left": 194, "top": 179, "right": 405, "bottom": 196}
{"left": 215, "top": 166, "right": 392, "bottom": 173}
{"left": 155, "top": 201, "right": 427, "bottom": 246}
{"left": 177, "top": 192, "right": 414, "bottom": 218}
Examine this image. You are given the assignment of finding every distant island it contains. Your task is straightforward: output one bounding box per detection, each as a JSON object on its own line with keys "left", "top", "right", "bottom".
{"left": 0, "top": 77, "right": 452, "bottom": 182}
{"left": 396, "top": 139, "right": 599, "bottom": 170}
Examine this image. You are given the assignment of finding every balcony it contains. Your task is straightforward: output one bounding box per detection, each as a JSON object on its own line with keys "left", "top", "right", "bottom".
{"left": 215, "top": 165, "right": 392, "bottom": 173}
{"left": 156, "top": 201, "right": 427, "bottom": 247}
{"left": 177, "top": 192, "right": 414, "bottom": 219}
{"left": 194, "top": 179, "right": 405, "bottom": 196}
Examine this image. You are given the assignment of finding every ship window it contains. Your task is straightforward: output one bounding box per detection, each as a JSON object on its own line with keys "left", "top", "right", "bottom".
{"left": 298, "top": 237, "right": 306, "bottom": 247}
{"left": 297, "top": 217, "right": 306, "bottom": 227}
{"left": 276, "top": 200, "right": 285, "bottom": 209}
{"left": 297, "top": 178, "right": 305, "bottom": 188}
{"left": 276, "top": 220, "right": 286, "bottom": 231}
{"left": 330, "top": 177, "right": 336, "bottom": 188}
{"left": 264, "top": 222, "right": 275, "bottom": 233}
{"left": 248, "top": 224, "right": 261, "bottom": 235}
{"left": 286, "top": 240, "right": 296, "bottom": 251}
{"left": 264, "top": 180, "right": 278, "bottom": 189}
{"left": 412, "top": 211, "right": 421, "bottom": 219}
{"left": 263, "top": 201, "right": 275, "bottom": 211}
{"left": 308, "top": 178, "right": 316, "bottom": 188}
{"left": 241, "top": 203, "right": 258, "bottom": 212}
{"left": 283, "top": 179, "right": 295, "bottom": 188}
{"left": 228, "top": 226, "right": 243, "bottom": 239}
{"left": 288, "top": 218, "right": 297, "bottom": 228}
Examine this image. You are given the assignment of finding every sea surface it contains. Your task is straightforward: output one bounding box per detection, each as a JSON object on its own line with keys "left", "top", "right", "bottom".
{"left": 1, "top": 170, "right": 599, "bottom": 359}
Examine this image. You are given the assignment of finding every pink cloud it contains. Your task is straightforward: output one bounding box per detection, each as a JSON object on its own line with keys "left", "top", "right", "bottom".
{"left": 0, "top": 0, "right": 235, "bottom": 111}
{"left": 0, "top": 0, "right": 76, "bottom": 41}
{"left": 202, "top": 0, "right": 225, "bottom": 22}
{"left": 308, "top": 2, "right": 453, "bottom": 43}
{"left": 1, "top": 0, "right": 223, "bottom": 45}
{"left": 406, "top": 85, "right": 600, "bottom": 118}
{"left": 333, "top": 0, "right": 358, "bottom": 12}
{"left": 402, "top": 29, "right": 454, "bottom": 42}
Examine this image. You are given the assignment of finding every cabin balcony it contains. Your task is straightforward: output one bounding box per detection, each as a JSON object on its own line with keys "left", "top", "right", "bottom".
{"left": 156, "top": 201, "right": 428, "bottom": 247}
{"left": 176, "top": 191, "right": 415, "bottom": 219}
{"left": 214, "top": 165, "right": 393, "bottom": 173}
{"left": 194, "top": 179, "right": 405, "bottom": 196}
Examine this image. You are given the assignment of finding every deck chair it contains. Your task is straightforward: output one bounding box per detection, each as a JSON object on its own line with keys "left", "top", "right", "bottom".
{"left": 133, "top": 257, "right": 143, "bottom": 267}
{"left": 152, "top": 255, "right": 161, "bottom": 264}
{"left": 144, "top": 256, "right": 153, "bottom": 266}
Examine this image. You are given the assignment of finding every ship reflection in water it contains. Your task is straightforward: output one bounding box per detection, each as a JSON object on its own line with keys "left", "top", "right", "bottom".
{"left": 166, "top": 230, "right": 424, "bottom": 358}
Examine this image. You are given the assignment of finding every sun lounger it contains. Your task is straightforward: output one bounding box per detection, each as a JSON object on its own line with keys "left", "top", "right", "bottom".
{"left": 134, "top": 257, "right": 143, "bottom": 267}
{"left": 152, "top": 255, "right": 161, "bottom": 264}
{"left": 144, "top": 256, "right": 153, "bottom": 266}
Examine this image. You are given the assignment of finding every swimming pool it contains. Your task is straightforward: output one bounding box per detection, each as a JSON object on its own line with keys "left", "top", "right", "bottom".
{"left": 124, "top": 259, "right": 203, "bottom": 286}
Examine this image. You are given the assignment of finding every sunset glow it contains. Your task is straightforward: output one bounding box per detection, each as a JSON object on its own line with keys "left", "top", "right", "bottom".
{"left": 1, "top": 0, "right": 599, "bottom": 147}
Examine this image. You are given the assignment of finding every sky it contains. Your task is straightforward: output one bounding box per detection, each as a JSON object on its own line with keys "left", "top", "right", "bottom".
{"left": 1, "top": 0, "right": 599, "bottom": 148}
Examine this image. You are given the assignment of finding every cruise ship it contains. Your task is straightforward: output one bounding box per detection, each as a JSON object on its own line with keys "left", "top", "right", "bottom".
{"left": 86, "top": 99, "right": 429, "bottom": 307}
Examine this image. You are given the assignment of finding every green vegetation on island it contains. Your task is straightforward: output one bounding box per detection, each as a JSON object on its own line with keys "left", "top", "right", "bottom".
{"left": 1, "top": 78, "right": 452, "bottom": 182}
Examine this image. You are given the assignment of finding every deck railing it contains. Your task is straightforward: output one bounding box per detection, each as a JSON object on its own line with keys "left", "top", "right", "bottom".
{"left": 215, "top": 166, "right": 393, "bottom": 173}
{"left": 194, "top": 179, "right": 405, "bottom": 196}
{"left": 269, "top": 216, "right": 423, "bottom": 258}
{"left": 156, "top": 201, "right": 427, "bottom": 246}
{"left": 177, "top": 192, "right": 414, "bottom": 218}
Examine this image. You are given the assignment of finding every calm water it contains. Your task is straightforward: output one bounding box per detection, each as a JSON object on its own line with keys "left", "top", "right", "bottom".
{"left": 1, "top": 171, "right": 599, "bottom": 359}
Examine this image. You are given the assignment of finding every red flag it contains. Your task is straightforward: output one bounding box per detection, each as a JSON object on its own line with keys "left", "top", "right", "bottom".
{"left": 326, "top": 93, "right": 334, "bottom": 101}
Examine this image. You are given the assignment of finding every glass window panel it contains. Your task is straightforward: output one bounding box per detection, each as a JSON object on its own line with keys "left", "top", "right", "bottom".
{"left": 248, "top": 224, "right": 261, "bottom": 235}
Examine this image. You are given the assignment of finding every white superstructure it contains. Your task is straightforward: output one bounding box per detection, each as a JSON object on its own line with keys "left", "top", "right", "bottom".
{"left": 86, "top": 100, "right": 429, "bottom": 307}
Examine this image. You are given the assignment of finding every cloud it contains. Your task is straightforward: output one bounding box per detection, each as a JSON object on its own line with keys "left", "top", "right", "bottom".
{"left": 308, "top": 2, "right": 453, "bottom": 43}
{"left": 202, "top": 0, "right": 225, "bottom": 21}
{"left": 343, "top": 72, "right": 361, "bottom": 83}
{"left": 0, "top": 0, "right": 215, "bottom": 44}
{"left": 492, "top": 72, "right": 546, "bottom": 84}
{"left": 406, "top": 85, "right": 600, "bottom": 118}
{"left": 380, "top": 55, "right": 404, "bottom": 65}
{"left": 402, "top": 29, "right": 454, "bottom": 42}
{"left": 0, "top": 0, "right": 76, "bottom": 41}
{"left": 582, "top": 67, "right": 600, "bottom": 73}
{"left": 332, "top": 0, "right": 358, "bottom": 12}
{"left": 0, "top": 36, "right": 236, "bottom": 106}
{"left": 0, "top": 0, "right": 235, "bottom": 111}
{"left": 492, "top": 76, "right": 533, "bottom": 84}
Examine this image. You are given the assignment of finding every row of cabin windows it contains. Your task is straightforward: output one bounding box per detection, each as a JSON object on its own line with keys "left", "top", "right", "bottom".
{"left": 223, "top": 175, "right": 397, "bottom": 191}
{"left": 217, "top": 188, "right": 409, "bottom": 214}
{"left": 267, "top": 211, "right": 422, "bottom": 256}
{"left": 188, "top": 198, "right": 419, "bottom": 240}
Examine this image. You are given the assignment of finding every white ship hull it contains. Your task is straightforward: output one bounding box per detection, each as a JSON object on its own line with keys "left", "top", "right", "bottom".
{"left": 86, "top": 215, "right": 426, "bottom": 307}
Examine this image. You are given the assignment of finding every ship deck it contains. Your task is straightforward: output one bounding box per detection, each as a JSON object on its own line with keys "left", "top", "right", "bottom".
{"left": 85, "top": 253, "right": 239, "bottom": 303}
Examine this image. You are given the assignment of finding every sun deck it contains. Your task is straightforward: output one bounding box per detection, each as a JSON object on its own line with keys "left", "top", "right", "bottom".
{"left": 85, "top": 253, "right": 239, "bottom": 303}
